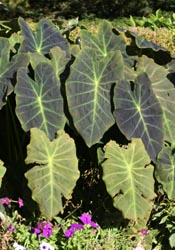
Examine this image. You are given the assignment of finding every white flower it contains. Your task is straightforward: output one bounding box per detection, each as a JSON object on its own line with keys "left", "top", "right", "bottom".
{"left": 40, "top": 242, "right": 54, "bottom": 250}
{"left": 0, "top": 212, "right": 6, "bottom": 223}
{"left": 134, "top": 246, "right": 145, "bottom": 250}
{"left": 13, "top": 242, "right": 26, "bottom": 250}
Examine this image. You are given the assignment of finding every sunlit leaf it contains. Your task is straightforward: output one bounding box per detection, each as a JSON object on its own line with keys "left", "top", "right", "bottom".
{"left": 102, "top": 138, "right": 155, "bottom": 221}
{"left": 156, "top": 145, "right": 175, "bottom": 199}
{"left": 25, "top": 128, "right": 79, "bottom": 219}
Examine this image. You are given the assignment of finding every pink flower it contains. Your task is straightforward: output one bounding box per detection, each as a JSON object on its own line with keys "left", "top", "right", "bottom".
{"left": 1, "top": 197, "right": 10, "bottom": 205}
{"left": 18, "top": 197, "right": 24, "bottom": 208}
{"left": 140, "top": 229, "right": 149, "bottom": 236}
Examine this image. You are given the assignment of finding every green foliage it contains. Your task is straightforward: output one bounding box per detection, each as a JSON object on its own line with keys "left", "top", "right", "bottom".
{"left": 0, "top": 16, "right": 175, "bottom": 234}
{"left": 129, "top": 9, "right": 175, "bottom": 30}
{"left": 102, "top": 139, "right": 155, "bottom": 222}
{"left": 25, "top": 128, "right": 79, "bottom": 219}
{"left": 1, "top": 212, "right": 138, "bottom": 250}
{"left": 150, "top": 198, "right": 175, "bottom": 249}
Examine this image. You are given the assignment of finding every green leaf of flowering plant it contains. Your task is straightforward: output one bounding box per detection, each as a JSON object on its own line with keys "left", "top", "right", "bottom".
{"left": 25, "top": 128, "right": 79, "bottom": 219}
{"left": 102, "top": 138, "right": 155, "bottom": 222}
{"left": 15, "top": 62, "right": 65, "bottom": 139}
{"left": 169, "top": 233, "right": 175, "bottom": 248}
{"left": 113, "top": 72, "right": 164, "bottom": 161}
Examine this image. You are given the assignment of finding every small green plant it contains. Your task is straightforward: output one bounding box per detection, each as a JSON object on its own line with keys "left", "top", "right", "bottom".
{"left": 149, "top": 197, "right": 175, "bottom": 249}
{"left": 129, "top": 9, "right": 175, "bottom": 30}
{"left": 0, "top": 199, "right": 141, "bottom": 250}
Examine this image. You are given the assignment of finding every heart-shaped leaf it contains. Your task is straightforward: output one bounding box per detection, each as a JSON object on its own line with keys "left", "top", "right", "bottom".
{"left": 66, "top": 48, "right": 123, "bottom": 147}
{"left": 80, "top": 20, "right": 126, "bottom": 56}
{"left": 136, "top": 56, "right": 175, "bottom": 145}
{"left": 155, "top": 145, "right": 175, "bottom": 199}
{"left": 126, "top": 30, "right": 167, "bottom": 51}
{"left": 25, "top": 128, "right": 79, "bottom": 219}
{"left": 15, "top": 62, "right": 65, "bottom": 139}
{"left": 114, "top": 72, "right": 163, "bottom": 161}
{"left": 102, "top": 139, "right": 155, "bottom": 221}
{"left": 18, "top": 17, "right": 70, "bottom": 57}
{"left": 0, "top": 38, "right": 29, "bottom": 109}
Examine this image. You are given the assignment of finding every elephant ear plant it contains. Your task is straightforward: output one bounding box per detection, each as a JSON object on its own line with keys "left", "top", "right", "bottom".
{"left": 0, "top": 17, "right": 174, "bottom": 228}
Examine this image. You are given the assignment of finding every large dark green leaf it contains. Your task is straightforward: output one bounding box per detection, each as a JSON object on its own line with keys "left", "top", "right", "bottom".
{"left": 18, "top": 17, "right": 70, "bottom": 57}
{"left": 66, "top": 48, "right": 124, "bottom": 147}
{"left": 126, "top": 30, "right": 167, "bottom": 51}
{"left": 102, "top": 138, "right": 155, "bottom": 222}
{"left": 136, "top": 56, "right": 175, "bottom": 145}
{"left": 114, "top": 72, "right": 163, "bottom": 161}
{"left": 15, "top": 63, "right": 65, "bottom": 139}
{"left": 80, "top": 20, "right": 126, "bottom": 56}
{"left": 0, "top": 38, "right": 29, "bottom": 109}
{"left": 80, "top": 20, "right": 135, "bottom": 81}
{"left": 155, "top": 145, "right": 175, "bottom": 199}
{"left": 28, "top": 47, "right": 70, "bottom": 75}
{"left": 25, "top": 128, "right": 79, "bottom": 219}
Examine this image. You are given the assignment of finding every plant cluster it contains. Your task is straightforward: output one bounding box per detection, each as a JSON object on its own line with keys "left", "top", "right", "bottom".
{"left": 129, "top": 9, "right": 175, "bottom": 30}
{"left": 0, "top": 201, "right": 140, "bottom": 249}
{"left": 0, "top": 14, "right": 175, "bottom": 249}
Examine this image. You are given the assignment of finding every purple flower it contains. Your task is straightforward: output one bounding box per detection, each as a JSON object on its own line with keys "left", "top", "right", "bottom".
{"left": 71, "top": 223, "right": 84, "bottom": 230}
{"left": 31, "top": 221, "right": 53, "bottom": 238}
{"left": 37, "top": 221, "right": 52, "bottom": 230}
{"left": 18, "top": 197, "right": 24, "bottom": 208}
{"left": 42, "top": 227, "right": 53, "bottom": 238}
{"left": 1, "top": 197, "right": 10, "bottom": 206}
{"left": 140, "top": 229, "right": 149, "bottom": 236}
{"left": 7, "top": 223, "right": 15, "bottom": 232}
{"left": 64, "top": 227, "right": 75, "bottom": 238}
{"left": 79, "top": 213, "right": 92, "bottom": 224}
{"left": 64, "top": 223, "right": 84, "bottom": 238}
{"left": 89, "top": 221, "right": 99, "bottom": 229}
{"left": 34, "top": 221, "right": 53, "bottom": 238}
{"left": 31, "top": 227, "right": 41, "bottom": 235}
{"left": 79, "top": 213, "right": 98, "bottom": 228}
{"left": 64, "top": 214, "right": 99, "bottom": 239}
